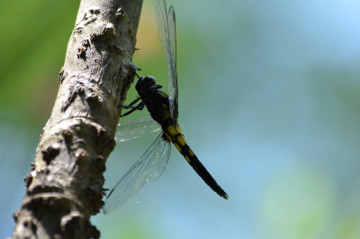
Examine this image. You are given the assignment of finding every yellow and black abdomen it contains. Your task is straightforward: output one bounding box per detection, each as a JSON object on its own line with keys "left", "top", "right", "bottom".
{"left": 140, "top": 85, "right": 228, "bottom": 199}
{"left": 163, "top": 124, "right": 228, "bottom": 199}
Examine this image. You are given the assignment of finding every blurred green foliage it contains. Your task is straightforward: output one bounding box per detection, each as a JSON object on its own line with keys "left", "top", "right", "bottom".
{"left": 0, "top": 1, "right": 79, "bottom": 121}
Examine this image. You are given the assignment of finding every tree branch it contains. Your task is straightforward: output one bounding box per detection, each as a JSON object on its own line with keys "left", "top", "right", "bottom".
{"left": 11, "top": 0, "right": 143, "bottom": 238}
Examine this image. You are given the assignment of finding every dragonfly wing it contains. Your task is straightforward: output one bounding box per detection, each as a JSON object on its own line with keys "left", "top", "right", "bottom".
{"left": 103, "top": 133, "right": 171, "bottom": 214}
{"left": 116, "top": 115, "right": 161, "bottom": 142}
{"left": 155, "top": 0, "right": 178, "bottom": 122}
{"left": 167, "top": 6, "right": 178, "bottom": 122}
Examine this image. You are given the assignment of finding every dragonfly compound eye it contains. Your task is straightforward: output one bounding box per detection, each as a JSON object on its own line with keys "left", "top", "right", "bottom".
{"left": 136, "top": 76, "right": 156, "bottom": 86}
{"left": 144, "top": 76, "right": 156, "bottom": 86}
{"left": 136, "top": 76, "right": 157, "bottom": 93}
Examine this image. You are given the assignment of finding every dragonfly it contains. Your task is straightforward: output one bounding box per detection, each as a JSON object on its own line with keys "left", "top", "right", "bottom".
{"left": 103, "top": 0, "right": 228, "bottom": 214}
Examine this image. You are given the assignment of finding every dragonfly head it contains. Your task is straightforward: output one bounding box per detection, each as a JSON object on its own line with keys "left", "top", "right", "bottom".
{"left": 136, "top": 76, "right": 162, "bottom": 95}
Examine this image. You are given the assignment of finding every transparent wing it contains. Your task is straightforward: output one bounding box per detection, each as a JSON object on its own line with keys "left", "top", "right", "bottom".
{"left": 116, "top": 115, "right": 161, "bottom": 142}
{"left": 167, "top": 6, "right": 178, "bottom": 121}
{"left": 103, "top": 133, "right": 171, "bottom": 214}
{"left": 155, "top": 0, "right": 178, "bottom": 122}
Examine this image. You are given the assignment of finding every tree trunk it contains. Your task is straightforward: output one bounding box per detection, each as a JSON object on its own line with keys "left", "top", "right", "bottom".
{"left": 11, "top": 0, "right": 143, "bottom": 238}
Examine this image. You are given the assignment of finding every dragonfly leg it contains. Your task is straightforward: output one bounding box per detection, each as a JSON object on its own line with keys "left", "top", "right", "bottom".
{"left": 121, "top": 98, "right": 145, "bottom": 117}
{"left": 123, "top": 97, "right": 142, "bottom": 108}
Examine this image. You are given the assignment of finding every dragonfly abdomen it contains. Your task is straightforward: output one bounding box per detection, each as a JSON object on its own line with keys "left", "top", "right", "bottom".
{"left": 163, "top": 124, "right": 228, "bottom": 199}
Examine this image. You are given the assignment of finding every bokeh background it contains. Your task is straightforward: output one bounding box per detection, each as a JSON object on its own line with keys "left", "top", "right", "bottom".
{"left": 1, "top": 0, "right": 360, "bottom": 238}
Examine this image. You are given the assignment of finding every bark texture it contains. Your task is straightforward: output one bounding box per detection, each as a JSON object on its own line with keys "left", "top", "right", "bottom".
{"left": 12, "top": 0, "right": 143, "bottom": 238}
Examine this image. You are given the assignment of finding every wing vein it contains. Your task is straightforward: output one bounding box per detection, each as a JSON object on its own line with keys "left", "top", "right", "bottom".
{"left": 104, "top": 134, "right": 171, "bottom": 213}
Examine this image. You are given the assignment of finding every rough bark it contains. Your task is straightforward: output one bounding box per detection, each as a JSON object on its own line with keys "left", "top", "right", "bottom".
{"left": 11, "top": 0, "right": 143, "bottom": 238}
